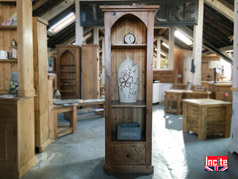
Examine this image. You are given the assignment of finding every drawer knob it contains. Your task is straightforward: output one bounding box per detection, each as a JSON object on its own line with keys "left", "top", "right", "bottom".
{"left": 126, "top": 154, "right": 131, "bottom": 158}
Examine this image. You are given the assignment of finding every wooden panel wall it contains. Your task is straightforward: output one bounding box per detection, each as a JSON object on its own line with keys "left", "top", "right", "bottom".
{"left": 81, "top": 44, "right": 100, "bottom": 99}
{"left": 153, "top": 70, "right": 174, "bottom": 83}
{"left": 0, "top": 3, "right": 17, "bottom": 93}
{"left": 111, "top": 15, "right": 147, "bottom": 101}
{"left": 174, "top": 49, "right": 184, "bottom": 84}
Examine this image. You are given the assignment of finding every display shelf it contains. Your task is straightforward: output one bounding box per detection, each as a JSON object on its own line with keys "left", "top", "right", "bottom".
{"left": 111, "top": 132, "right": 146, "bottom": 143}
{"left": 0, "top": 25, "right": 17, "bottom": 30}
{"left": 0, "top": 59, "right": 17, "bottom": 62}
{"left": 111, "top": 43, "right": 147, "bottom": 49}
{"left": 101, "top": 5, "right": 158, "bottom": 173}
{"left": 60, "top": 71, "right": 76, "bottom": 73}
{"left": 0, "top": 0, "right": 16, "bottom": 3}
{"left": 111, "top": 100, "right": 146, "bottom": 108}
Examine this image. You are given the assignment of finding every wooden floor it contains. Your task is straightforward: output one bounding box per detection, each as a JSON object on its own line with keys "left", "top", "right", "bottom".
{"left": 23, "top": 104, "right": 238, "bottom": 179}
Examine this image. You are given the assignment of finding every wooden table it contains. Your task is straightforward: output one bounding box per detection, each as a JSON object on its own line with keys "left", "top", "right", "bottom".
{"left": 182, "top": 99, "right": 232, "bottom": 140}
{"left": 52, "top": 99, "right": 105, "bottom": 140}
{"left": 164, "top": 90, "right": 210, "bottom": 115}
{"left": 53, "top": 104, "right": 78, "bottom": 140}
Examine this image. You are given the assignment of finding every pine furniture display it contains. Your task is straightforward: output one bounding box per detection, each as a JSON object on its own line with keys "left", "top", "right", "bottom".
{"left": 0, "top": 0, "right": 36, "bottom": 178}
{"left": 33, "top": 17, "right": 51, "bottom": 152}
{"left": 81, "top": 44, "right": 100, "bottom": 99}
{"left": 208, "top": 82, "right": 232, "bottom": 102}
{"left": 164, "top": 90, "right": 211, "bottom": 115}
{"left": 101, "top": 5, "right": 159, "bottom": 173}
{"left": 56, "top": 45, "right": 80, "bottom": 99}
{"left": 182, "top": 99, "right": 232, "bottom": 140}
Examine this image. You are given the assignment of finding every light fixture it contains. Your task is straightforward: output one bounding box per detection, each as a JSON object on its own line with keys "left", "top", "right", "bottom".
{"left": 162, "top": 42, "right": 169, "bottom": 49}
{"left": 48, "top": 12, "right": 76, "bottom": 34}
{"left": 160, "top": 51, "right": 166, "bottom": 56}
{"left": 174, "top": 30, "right": 193, "bottom": 46}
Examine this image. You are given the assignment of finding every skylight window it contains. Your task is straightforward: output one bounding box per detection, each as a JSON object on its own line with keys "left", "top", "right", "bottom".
{"left": 48, "top": 12, "right": 76, "bottom": 34}
{"left": 160, "top": 51, "right": 166, "bottom": 56}
{"left": 162, "top": 42, "right": 169, "bottom": 49}
{"left": 174, "top": 30, "right": 193, "bottom": 46}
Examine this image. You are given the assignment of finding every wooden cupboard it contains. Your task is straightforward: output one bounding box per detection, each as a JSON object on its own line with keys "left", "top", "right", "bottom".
{"left": 0, "top": 0, "right": 36, "bottom": 178}
{"left": 0, "top": 1, "right": 17, "bottom": 94}
{"left": 33, "top": 17, "right": 51, "bottom": 152}
{"left": 56, "top": 45, "right": 80, "bottom": 99}
{"left": 0, "top": 97, "right": 36, "bottom": 178}
{"left": 209, "top": 83, "right": 232, "bottom": 102}
{"left": 101, "top": 5, "right": 159, "bottom": 173}
{"left": 81, "top": 44, "right": 100, "bottom": 99}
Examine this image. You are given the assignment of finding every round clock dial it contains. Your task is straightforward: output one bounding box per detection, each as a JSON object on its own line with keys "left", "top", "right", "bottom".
{"left": 124, "top": 33, "right": 136, "bottom": 44}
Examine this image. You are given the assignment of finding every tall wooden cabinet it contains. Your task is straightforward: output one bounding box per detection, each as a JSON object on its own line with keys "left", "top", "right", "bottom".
{"left": 33, "top": 17, "right": 51, "bottom": 152}
{"left": 0, "top": 1, "right": 17, "bottom": 94}
{"left": 81, "top": 44, "right": 100, "bottom": 99}
{"left": 56, "top": 45, "right": 80, "bottom": 99}
{"left": 0, "top": 0, "right": 36, "bottom": 178}
{"left": 101, "top": 5, "right": 159, "bottom": 173}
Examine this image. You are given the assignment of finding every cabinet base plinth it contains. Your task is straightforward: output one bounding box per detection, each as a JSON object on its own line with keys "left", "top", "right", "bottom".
{"left": 36, "top": 139, "right": 52, "bottom": 153}
{"left": 0, "top": 156, "right": 36, "bottom": 178}
{"left": 103, "top": 164, "right": 154, "bottom": 174}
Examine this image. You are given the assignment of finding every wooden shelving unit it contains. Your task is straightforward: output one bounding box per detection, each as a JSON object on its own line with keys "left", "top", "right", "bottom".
{"left": 111, "top": 43, "right": 147, "bottom": 49}
{"left": 101, "top": 5, "right": 159, "bottom": 174}
{"left": 56, "top": 45, "right": 80, "bottom": 99}
{"left": 0, "top": 0, "right": 36, "bottom": 178}
{"left": 0, "top": 25, "right": 17, "bottom": 30}
{"left": 0, "top": 59, "right": 17, "bottom": 62}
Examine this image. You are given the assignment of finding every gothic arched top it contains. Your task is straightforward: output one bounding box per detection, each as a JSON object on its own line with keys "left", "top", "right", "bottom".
{"left": 110, "top": 12, "right": 148, "bottom": 28}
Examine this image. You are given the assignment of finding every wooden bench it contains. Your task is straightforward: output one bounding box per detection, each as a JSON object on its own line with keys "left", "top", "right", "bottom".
{"left": 52, "top": 99, "right": 105, "bottom": 140}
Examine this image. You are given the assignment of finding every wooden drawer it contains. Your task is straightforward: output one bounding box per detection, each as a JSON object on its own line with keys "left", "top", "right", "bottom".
{"left": 111, "top": 145, "right": 145, "bottom": 165}
{"left": 166, "top": 94, "right": 178, "bottom": 101}
{"left": 0, "top": 104, "right": 16, "bottom": 118}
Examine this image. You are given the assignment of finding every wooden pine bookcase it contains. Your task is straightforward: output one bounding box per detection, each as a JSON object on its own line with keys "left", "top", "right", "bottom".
{"left": 101, "top": 5, "right": 159, "bottom": 173}
{"left": 0, "top": 0, "right": 36, "bottom": 178}
{"left": 56, "top": 45, "right": 80, "bottom": 99}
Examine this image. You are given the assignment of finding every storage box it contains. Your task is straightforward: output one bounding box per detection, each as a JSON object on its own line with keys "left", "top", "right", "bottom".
{"left": 117, "top": 123, "right": 141, "bottom": 140}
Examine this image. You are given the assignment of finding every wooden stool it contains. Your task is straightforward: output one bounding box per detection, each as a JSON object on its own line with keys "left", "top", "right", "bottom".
{"left": 53, "top": 104, "right": 78, "bottom": 140}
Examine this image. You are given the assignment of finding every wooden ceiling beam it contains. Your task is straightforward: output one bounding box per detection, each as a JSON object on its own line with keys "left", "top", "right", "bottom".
{"left": 218, "top": 45, "right": 233, "bottom": 52}
{"left": 176, "top": 26, "right": 233, "bottom": 64}
{"left": 204, "top": 0, "right": 234, "bottom": 22}
{"left": 33, "top": 0, "right": 48, "bottom": 11}
{"left": 41, "top": 0, "right": 75, "bottom": 21}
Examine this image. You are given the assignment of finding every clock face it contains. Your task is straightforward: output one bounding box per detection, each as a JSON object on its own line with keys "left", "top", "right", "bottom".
{"left": 124, "top": 33, "right": 135, "bottom": 44}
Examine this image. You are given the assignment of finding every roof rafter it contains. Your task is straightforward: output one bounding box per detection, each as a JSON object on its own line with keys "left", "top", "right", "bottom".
{"left": 204, "top": 0, "right": 234, "bottom": 22}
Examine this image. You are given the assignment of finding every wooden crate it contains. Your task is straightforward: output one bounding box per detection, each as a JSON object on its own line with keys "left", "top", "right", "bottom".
{"left": 183, "top": 99, "right": 232, "bottom": 140}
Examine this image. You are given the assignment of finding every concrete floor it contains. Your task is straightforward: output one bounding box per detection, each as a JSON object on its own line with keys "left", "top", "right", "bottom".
{"left": 23, "top": 104, "right": 238, "bottom": 179}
